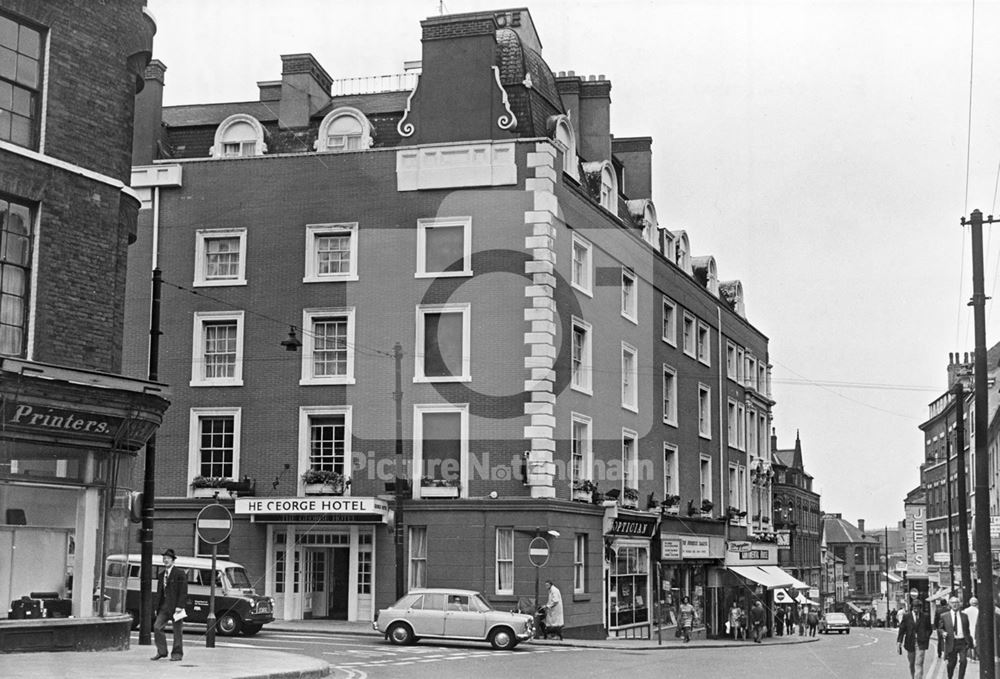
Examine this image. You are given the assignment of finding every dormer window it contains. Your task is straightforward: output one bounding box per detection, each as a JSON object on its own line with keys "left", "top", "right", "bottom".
{"left": 211, "top": 114, "right": 267, "bottom": 158}
{"left": 581, "top": 161, "right": 618, "bottom": 217}
{"left": 549, "top": 114, "right": 578, "bottom": 180}
{"left": 315, "top": 107, "right": 373, "bottom": 153}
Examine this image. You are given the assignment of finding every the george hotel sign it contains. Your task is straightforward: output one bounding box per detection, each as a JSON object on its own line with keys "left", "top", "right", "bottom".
{"left": 235, "top": 497, "right": 389, "bottom": 523}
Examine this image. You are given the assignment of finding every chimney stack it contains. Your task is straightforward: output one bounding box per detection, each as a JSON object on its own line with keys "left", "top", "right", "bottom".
{"left": 132, "top": 60, "right": 166, "bottom": 165}
{"left": 278, "top": 54, "right": 332, "bottom": 130}
{"left": 857, "top": 519, "right": 865, "bottom": 534}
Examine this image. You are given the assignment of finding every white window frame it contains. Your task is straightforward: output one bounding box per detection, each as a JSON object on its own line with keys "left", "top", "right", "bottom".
{"left": 621, "top": 267, "right": 637, "bottom": 323}
{"left": 737, "top": 402, "right": 746, "bottom": 450}
{"left": 414, "top": 303, "right": 471, "bottom": 382}
{"left": 736, "top": 347, "right": 745, "bottom": 383}
{"left": 190, "top": 310, "right": 244, "bottom": 387}
{"left": 495, "top": 527, "right": 515, "bottom": 595}
{"left": 300, "top": 307, "right": 356, "bottom": 385}
{"left": 728, "top": 400, "right": 739, "bottom": 448}
{"left": 682, "top": 313, "right": 696, "bottom": 358}
{"left": 412, "top": 403, "right": 469, "bottom": 499}
{"left": 570, "top": 413, "right": 593, "bottom": 489}
{"left": 573, "top": 534, "right": 587, "bottom": 594}
{"left": 416, "top": 216, "right": 472, "bottom": 278}
{"left": 727, "top": 342, "right": 738, "bottom": 380}
{"left": 729, "top": 463, "right": 739, "bottom": 510}
{"left": 210, "top": 113, "right": 267, "bottom": 158}
{"left": 748, "top": 407, "right": 758, "bottom": 454}
{"left": 314, "top": 106, "right": 374, "bottom": 152}
{"left": 663, "top": 443, "right": 678, "bottom": 497}
{"left": 187, "top": 407, "right": 241, "bottom": 493}
{"left": 662, "top": 296, "right": 677, "bottom": 346}
{"left": 699, "top": 455, "right": 712, "bottom": 505}
{"left": 621, "top": 342, "right": 638, "bottom": 412}
{"left": 571, "top": 317, "right": 593, "bottom": 395}
{"left": 571, "top": 233, "right": 593, "bottom": 296}
{"left": 698, "top": 384, "right": 712, "bottom": 439}
{"left": 696, "top": 322, "right": 711, "bottom": 366}
{"left": 193, "top": 228, "right": 247, "bottom": 287}
{"left": 737, "top": 465, "right": 747, "bottom": 513}
{"left": 622, "top": 428, "right": 638, "bottom": 492}
{"left": 408, "top": 526, "right": 427, "bottom": 588}
{"left": 662, "top": 364, "right": 678, "bottom": 426}
{"left": 297, "top": 405, "right": 352, "bottom": 494}
{"left": 747, "top": 355, "right": 758, "bottom": 389}
{"left": 303, "top": 222, "right": 359, "bottom": 283}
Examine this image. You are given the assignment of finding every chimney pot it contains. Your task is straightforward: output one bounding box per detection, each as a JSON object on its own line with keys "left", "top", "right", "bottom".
{"left": 857, "top": 519, "right": 865, "bottom": 533}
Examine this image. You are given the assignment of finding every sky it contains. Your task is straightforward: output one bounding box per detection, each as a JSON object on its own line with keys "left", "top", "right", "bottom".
{"left": 144, "top": 0, "right": 1000, "bottom": 530}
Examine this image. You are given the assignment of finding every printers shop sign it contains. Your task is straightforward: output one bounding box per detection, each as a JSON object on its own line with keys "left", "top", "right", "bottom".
{"left": 2, "top": 402, "right": 122, "bottom": 440}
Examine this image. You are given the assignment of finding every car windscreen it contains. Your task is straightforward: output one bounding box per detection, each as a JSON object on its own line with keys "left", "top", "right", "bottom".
{"left": 471, "top": 594, "right": 493, "bottom": 612}
{"left": 225, "top": 567, "right": 253, "bottom": 589}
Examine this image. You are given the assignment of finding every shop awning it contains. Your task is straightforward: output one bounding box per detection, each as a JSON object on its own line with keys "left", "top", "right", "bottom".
{"left": 846, "top": 602, "right": 863, "bottom": 613}
{"left": 926, "top": 588, "right": 952, "bottom": 603}
{"left": 759, "top": 565, "right": 809, "bottom": 590}
{"left": 883, "top": 572, "right": 903, "bottom": 584}
{"left": 728, "top": 566, "right": 795, "bottom": 589}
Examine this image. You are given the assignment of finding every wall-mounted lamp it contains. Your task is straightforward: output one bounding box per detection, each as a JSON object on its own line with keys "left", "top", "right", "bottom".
{"left": 280, "top": 326, "right": 302, "bottom": 351}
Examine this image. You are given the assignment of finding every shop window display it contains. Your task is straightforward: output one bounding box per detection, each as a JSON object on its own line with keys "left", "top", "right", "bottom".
{"left": 659, "top": 564, "right": 706, "bottom": 631}
{"left": 610, "top": 545, "right": 648, "bottom": 627}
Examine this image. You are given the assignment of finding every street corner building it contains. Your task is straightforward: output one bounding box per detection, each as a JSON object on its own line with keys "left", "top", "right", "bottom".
{"left": 123, "top": 6, "right": 799, "bottom": 639}
{"left": 0, "top": 0, "right": 169, "bottom": 653}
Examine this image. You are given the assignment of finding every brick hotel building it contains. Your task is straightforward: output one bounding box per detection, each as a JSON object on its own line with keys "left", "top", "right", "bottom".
{"left": 126, "top": 7, "right": 789, "bottom": 637}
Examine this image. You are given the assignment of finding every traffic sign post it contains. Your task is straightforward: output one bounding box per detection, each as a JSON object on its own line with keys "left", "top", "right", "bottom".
{"left": 529, "top": 536, "right": 550, "bottom": 637}
{"left": 196, "top": 503, "right": 232, "bottom": 648}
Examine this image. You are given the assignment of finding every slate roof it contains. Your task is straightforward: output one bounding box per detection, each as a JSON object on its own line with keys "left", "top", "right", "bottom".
{"left": 823, "top": 516, "right": 878, "bottom": 544}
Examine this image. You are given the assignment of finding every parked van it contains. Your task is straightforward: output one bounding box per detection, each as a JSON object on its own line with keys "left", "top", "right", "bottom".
{"left": 104, "top": 553, "right": 274, "bottom": 636}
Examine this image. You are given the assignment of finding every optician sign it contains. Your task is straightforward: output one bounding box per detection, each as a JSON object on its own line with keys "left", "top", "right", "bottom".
{"left": 235, "top": 497, "right": 389, "bottom": 522}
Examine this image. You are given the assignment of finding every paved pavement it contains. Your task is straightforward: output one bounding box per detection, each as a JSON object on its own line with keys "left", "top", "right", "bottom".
{"left": 0, "top": 619, "right": 822, "bottom": 678}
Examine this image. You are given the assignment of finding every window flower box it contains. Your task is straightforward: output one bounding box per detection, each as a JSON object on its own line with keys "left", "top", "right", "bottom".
{"left": 420, "top": 485, "right": 460, "bottom": 498}
{"left": 192, "top": 487, "right": 233, "bottom": 499}
{"left": 420, "top": 477, "right": 460, "bottom": 498}
{"left": 621, "top": 487, "right": 640, "bottom": 509}
{"left": 301, "top": 470, "right": 349, "bottom": 496}
{"left": 572, "top": 480, "right": 597, "bottom": 503}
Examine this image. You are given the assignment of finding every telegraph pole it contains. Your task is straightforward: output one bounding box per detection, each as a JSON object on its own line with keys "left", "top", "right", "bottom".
{"left": 952, "top": 382, "right": 972, "bottom": 603}
{"left": 139, "top": 267, "right": 162, "bottom": 645}
{"left": 962, "top": 208, "right": 996, "bottom": 679}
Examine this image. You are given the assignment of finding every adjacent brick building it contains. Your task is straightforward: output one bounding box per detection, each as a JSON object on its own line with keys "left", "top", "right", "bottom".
{"left": 0, "top": 0, "right": 168, "bottom": 652}
{"left": 771, "top": 431, "right": 822, "bottom": 594}
{"left": 125, "top": 7, "right": 785, "bottom": 638}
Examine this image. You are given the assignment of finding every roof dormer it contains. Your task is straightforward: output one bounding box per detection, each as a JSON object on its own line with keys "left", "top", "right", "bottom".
{"left": 314, "top": 106, "right": 374, "bottom": 152}
{"left": 692, "top": 255, "right": 718, "bottom": 296}
{"left": 581, "top": 160, "right": 618, "bottom": 216}
{"left": 211, "top": 114, "right": 267, "bottom": 158}
{"left": 548, "top": 114, "right": 579, "bottom": 180}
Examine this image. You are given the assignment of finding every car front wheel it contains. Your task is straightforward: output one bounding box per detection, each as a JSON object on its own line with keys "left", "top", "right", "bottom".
{"left": 489, "top": 627, "right": 517, "bottom": 650}
{"left": 217, "top": 612, "right": 242, "bottom": 636}
{"left": 388, "top": 622, "right": 415, "bottom": 645}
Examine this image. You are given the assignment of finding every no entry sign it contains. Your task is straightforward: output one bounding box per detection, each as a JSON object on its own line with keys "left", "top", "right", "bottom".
{"left": 528, "top": 536, "right": 550, "bottom": 567}
{"left": 196, "top": 503, "right": 233, "bottom": 545}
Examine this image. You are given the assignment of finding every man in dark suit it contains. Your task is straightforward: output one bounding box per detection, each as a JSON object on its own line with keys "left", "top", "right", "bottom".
{"left": 937, "top": 595, "right": 974, "bottom": 679}
{"left": 152, "top": 548, "right": 188, "bottom": 661}
{"left": 897, "top": 596, "right": 933, "bottom": 679}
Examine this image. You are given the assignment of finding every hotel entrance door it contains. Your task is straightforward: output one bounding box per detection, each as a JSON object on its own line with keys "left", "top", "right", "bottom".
{"left": 305, "top": 547, "right": 349, "bottom": 620}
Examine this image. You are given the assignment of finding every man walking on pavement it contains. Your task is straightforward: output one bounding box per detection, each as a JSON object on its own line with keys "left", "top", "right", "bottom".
{"left": 938, "top": 595, "right": 973, "bottom": 679}
{"left": 962, "top": 597, "right": 979, "bottom": 662}
{"left": 152, "top": 548, "right": 188, "bottom": 662}
{"left": 749, "top": 600, "right": 766, "bottom": 643}
{"left": 897, "top": 596, "right": 932, "bottom": 679}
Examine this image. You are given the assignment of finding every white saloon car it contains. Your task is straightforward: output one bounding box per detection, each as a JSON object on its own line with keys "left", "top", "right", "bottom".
{"left": 373, "top": 588, "right": 535, "bottom": 650}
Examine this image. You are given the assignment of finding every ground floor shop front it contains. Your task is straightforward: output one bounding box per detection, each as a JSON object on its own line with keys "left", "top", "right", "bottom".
{"left": 0, "top": 359, "right": 167, "bottom": 652}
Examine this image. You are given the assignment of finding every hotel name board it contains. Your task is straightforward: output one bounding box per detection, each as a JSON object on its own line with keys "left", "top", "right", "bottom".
{"left": 235, "top": 497, "right": 389, "bottom": 519}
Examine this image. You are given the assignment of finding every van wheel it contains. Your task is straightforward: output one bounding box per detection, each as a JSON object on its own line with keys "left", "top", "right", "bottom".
{"left": 489, "top": 627, "right": 516, "bottom": 650}
{"left": 387, "top": 622, "right": 415, "bottom": 645}
{"left": 242, "top": 624, "right": 263, "bottom": 636}
{"left": 217, "top": 612, "right": 242, "bottom": 636}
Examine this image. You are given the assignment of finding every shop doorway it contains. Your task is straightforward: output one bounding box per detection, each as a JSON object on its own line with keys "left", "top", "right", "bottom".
{"left": 304, "top": 547, "right": 350, "bottom": 620}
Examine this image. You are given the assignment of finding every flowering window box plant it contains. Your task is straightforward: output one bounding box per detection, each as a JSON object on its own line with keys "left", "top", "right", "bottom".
{"left": 420, "top": 477, "right": 460, "bottom": 498}
{"left": 572, "top": 480, "right": 597, "bottom": 502}
{"left": 621, "top": 487, "right": 640, "bottom": 508}
{"left": 302, "top": 469, "right": 350, "bottom": 496}
{"left": 190, "top": 476, "right": 234, "bottom": 499}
